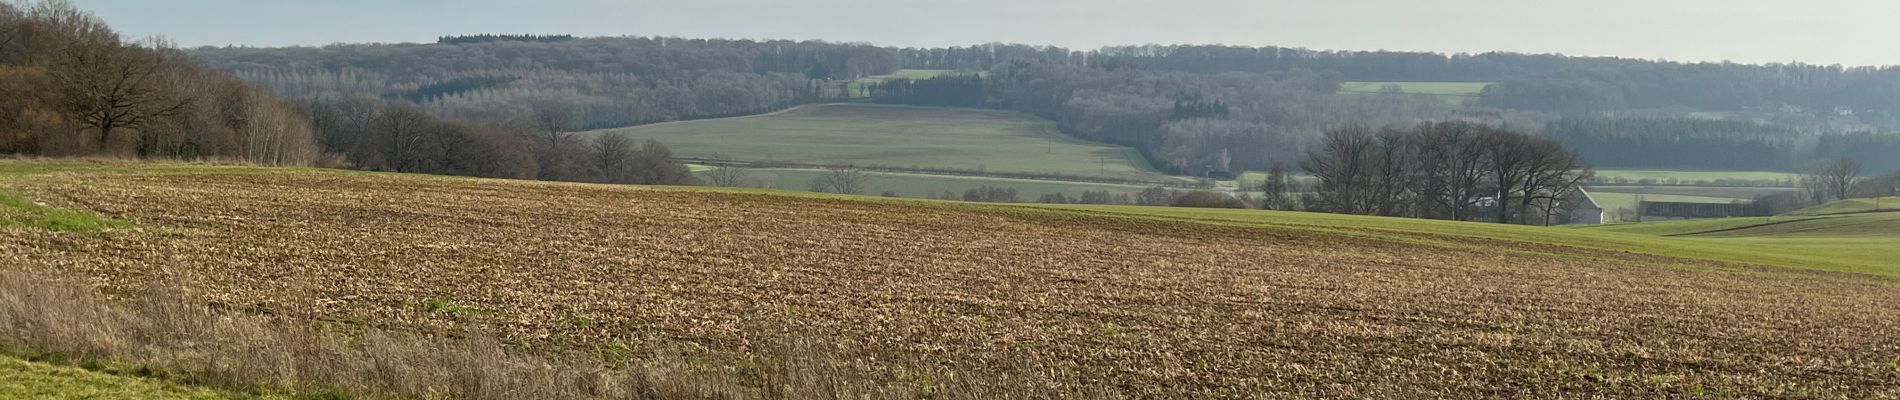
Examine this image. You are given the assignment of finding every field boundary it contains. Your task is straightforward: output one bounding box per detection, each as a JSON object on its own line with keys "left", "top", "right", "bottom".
{"left": 681, "top": 157, "right": 1198, "bottom": 188}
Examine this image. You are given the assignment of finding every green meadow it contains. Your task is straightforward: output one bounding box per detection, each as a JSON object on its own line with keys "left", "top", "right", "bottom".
{"left": 590, "top": 103, "right": 1175, "bottom": 182}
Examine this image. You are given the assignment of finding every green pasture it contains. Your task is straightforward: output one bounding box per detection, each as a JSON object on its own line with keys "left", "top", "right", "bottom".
{"left": 844, "top": 69, "right": 961, "bottom": 97}
{"left": 590, "top": 104, "right": 1175, "bottom": 182}
{"left": 1018, "top": 200, "right": 1900, "bottom": 277}
{"left": 1591, "top": 169, "right": 1798, "bottom": 186}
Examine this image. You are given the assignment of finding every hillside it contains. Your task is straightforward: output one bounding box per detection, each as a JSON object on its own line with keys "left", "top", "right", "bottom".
{"left": 690, "top": 165, "right": 1153, "bottom": 199}
{"left": 591, "top": 103, "right": 1175, "bottom": 182}
{"left": 3, "top": 161, "right": 1899, "bottom": 398}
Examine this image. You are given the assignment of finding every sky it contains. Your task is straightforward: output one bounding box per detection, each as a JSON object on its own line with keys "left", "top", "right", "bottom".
{"left": 65, "top": 0, "right": 1900, "bottom": 67}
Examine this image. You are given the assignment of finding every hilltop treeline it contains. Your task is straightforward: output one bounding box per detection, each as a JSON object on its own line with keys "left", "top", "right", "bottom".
{"left": 871, "top": 68, "right": 1897, "bottom": 173}
{"left": 1546, "top": 117, "right": 1900, "bottom": 171}
{"left": 436, "top": 34, "right": 576, "bottom": 45}
{"left": 921, "top": 44, "right": 1900, "bottom": 120}
{"left": 191, "top": 37, "right": 903, "bottom": 129}
{"left": 192, "top": 37, "right": 1900, "bottom": 173}
{"left": 0, "top": 1, "right": 317, "bottom": 164}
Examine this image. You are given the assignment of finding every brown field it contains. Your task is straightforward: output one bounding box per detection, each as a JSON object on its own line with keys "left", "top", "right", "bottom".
{"left": 4, "top": 164, "right": 1900, "bottom": 398}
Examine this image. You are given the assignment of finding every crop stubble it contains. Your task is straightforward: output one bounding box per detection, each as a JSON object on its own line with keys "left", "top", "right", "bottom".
{"left": 2, "top": 169, "right": 1897, "bottom": 398}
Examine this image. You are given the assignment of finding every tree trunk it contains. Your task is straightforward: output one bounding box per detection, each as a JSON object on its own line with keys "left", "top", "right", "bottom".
{"left": 1495, "top": 193, "right": 1512, "bottom": 224}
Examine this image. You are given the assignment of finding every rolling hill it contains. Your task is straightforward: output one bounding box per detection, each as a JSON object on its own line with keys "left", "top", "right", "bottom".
{"left": 689, "top": 164, "right": 1153, "bottom": 199}
{"left": 586, "top": 103, "right": 1176, "bottom": 183}
{"left": 2, "top": 161, "right": 1898, "bottom": 398}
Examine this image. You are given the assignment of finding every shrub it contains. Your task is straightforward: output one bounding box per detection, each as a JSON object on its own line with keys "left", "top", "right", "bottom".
{"left": 1170, "top": 191, "right": 1248, "bottom": 209}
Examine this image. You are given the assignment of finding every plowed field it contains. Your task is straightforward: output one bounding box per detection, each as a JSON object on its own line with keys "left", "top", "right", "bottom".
{"left": 3, "top": 164, "right": 1898, "bottom": 398}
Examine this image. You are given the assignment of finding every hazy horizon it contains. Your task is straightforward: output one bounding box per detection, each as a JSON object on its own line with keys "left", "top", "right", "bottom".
{"left": 66, "top": 0, "right": 1900, "bottom": 67}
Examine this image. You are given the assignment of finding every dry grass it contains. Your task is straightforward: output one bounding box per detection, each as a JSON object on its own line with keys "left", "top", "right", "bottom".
{"left": 0, "top": 269, "right": 768, "bottom": 399}
{"left": 3, "top": 164, "right": 1900, "bottom": 398}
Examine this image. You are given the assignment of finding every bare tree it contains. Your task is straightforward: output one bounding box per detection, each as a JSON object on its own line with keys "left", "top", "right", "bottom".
{"left": 629, "top": 139, "right": 694, "bottom": 185}
{"left": 1410, "top": 121, "right": 1491, "bottom": 221}
{"left": 1516, "top": 138, "right": 1593, "bottom": 225}
{"left": 1259, "top": 163, "right": 1297, "bottom": 210}
{"left": 590, "top": 132, "right": 636, "bottom": 183}
{"left": 1481, "top": 131, "right": 1535, "bottom": 223}
{"left": 1369, "top": 127, "right": 1415, "bottom": 216}
{"left": 1301, "top": 126, "right": 1380, "bottom": 214}
{"left": 0, "top": 4, "right": 20, "bottom": 61}
{"left": 809, "top": 166, "right": 866, "bottom": 195}
{"left": 524, "top": 99, "right": 582, "bottom": 180}
{"left": 373, "top": 103, "right": 432, "bottom": 172}
{"left": 1802, "top": 157, "right": 1862, "bottom": 204}
{"left": 706, "top": 165, "right": 751, "bottom": 187}
{"left": 48, "top": 37, "right": 186, "bottom": 152}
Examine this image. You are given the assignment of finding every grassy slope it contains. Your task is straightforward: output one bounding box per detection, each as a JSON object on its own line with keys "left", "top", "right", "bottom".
{"left": 1792, "top": 196, "right": 1900, "bottom": 216}
{"left": 0, "top": 356, "right": 244, "bottom": 400}
{"left": 1033, "top": 202, "right": 1900, "bottom": 276}
{"left": 845, "top": 69, "right": 960, "bottom": 97}
{"left": 590, "top": 104, "right": 1171, "bottom": 182}
{"left": 1562, "top": 198, "right": 1900, "bottom": 273}
{"left": 1586, "top": 185, "right": 1798, "bottom": 199}
{"left": 1592, "top": 169, "right": 1798, "bottom": 184}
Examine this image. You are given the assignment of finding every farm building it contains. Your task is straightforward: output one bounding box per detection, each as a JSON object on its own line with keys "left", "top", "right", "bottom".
{"left": 1564, "top": 188, "right": 1605, "bottom": 225}
{"left": 1468, "top": 188, "right": 1604, "bottom": 225}
{"left": 1639, "top": 200, "right": 1760, "bottom": 221}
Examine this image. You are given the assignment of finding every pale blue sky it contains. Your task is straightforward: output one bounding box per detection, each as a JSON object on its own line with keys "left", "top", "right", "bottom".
{"left": 66, "top": 0, "right": 1900, "bottom": 66}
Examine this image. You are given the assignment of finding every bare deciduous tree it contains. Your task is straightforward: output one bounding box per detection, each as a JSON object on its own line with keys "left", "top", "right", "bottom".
{"left": 809, "top": 166, "right": 866, "bottom": 195}
{"left": 1259, "top": 163, "right": 1297, "bottom": 211}
{"left": 1802, "top": 157, "right": 1862, "bottom": 204}
{"left": 1301, "top": 125, "right": 1379, "bottom": 214}
{"left": 373, "top": 103, "right": 432, "bottom": 172}
{"left": 524, "top": 99, "right": 582, "bottom": 180}
{"left": 1302, "top": 122, "right": 1593, "bottom": 225}
{"left": 706, "top": 165, "right": 750, "bottom": 187}
{"left": 590, "top": 132, "right": 635, "bottom": 183}
{"left": 1410, "top": 121, "right": 1490, "bottom": 221}
{"left": 1516, "top": 138, "right": 1593, "bottom": 225}
{"left": 48, "top": 38, "right": 186, "bottom": 152}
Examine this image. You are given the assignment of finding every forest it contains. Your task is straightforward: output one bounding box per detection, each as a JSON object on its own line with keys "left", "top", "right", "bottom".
{"left": 192, "top": 35, "right": 903, "bottom": 130}
{"left": 191, "top": 38, "right": 1900, "bottom": 174}
{"left": 0, "top": 2, "right": 694, "bottom": 185}
{"left": 0, "top": 1, "right": 316, "bottom": 164}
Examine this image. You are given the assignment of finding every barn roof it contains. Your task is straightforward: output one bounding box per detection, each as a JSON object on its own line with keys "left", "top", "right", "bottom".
{"left": 1569, "top": 187, "right": 1602, "bottom": 210}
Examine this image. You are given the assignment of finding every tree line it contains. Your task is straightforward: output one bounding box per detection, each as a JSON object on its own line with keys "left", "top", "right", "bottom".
{"left": 1546, "top": 117, "right": 1900, "bottom": 172}
{"left": 1300, "top": 122, "right": 1592, "bottom": 224}
{"left": 0, "top": 0, "right": 317, "bottom": 164}
{"left": 918, "top": 44, "right": 1900, "bottom": 126}
{"left": 0, "top": 1, "right": 693, "bottom": 187}
{"left": 302, "top": 95, "right": 693, "bottom": 184}
{"left": 872, "top": 62, "right": 1899, "bottom": 174}
{"left": 190, "top": 36, "right": 906, "bottom": 130}
{"left": 191, "top": 35, "right": 1900, "bottom": 175}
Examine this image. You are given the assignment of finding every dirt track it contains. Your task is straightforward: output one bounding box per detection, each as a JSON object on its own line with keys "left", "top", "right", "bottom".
{"left": 4, "top": 169, "right": 1898, "bottom": 398}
